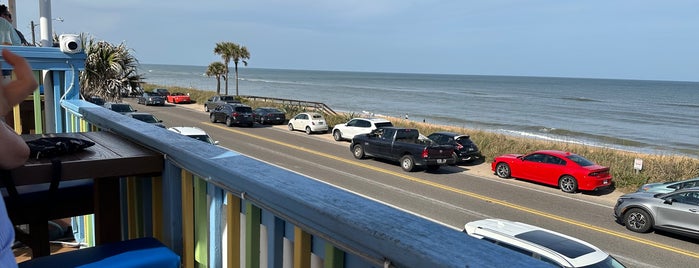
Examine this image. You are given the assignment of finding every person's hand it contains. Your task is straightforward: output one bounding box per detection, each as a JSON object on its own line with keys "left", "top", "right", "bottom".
{"left": 0, "top": 48, "right": 38, "bottom": 116}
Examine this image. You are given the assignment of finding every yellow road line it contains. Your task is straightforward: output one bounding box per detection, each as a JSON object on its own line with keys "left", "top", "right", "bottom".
{"left": 205, "top": 122, "right": 699, "bottom": 259}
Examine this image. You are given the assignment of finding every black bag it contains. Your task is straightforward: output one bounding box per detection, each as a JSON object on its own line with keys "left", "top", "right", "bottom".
{"left": 26, "top": 137, "right": 95, "bottom": 159}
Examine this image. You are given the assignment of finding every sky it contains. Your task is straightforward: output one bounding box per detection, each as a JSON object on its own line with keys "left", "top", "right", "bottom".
{"left": 11, "top": 0, "right": 699, "bottom": 82}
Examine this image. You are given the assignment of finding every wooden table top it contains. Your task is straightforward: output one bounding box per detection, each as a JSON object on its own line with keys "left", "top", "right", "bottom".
{"left": 4, "top": 131, "right": 164, "bottom": 187}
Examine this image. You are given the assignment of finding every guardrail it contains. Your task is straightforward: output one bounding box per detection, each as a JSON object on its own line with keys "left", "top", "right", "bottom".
{"left": 11, "top": 46, "right": 550, "bottom": 267}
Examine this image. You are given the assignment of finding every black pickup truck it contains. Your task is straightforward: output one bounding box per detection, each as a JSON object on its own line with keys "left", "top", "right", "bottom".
{"left": 350, "top": 127, "right": 455, "bottom": 171}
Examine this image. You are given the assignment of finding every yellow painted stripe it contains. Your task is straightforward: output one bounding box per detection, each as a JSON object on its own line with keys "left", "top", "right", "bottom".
{"left": 204, "top": 122, "right": 699, "bottom": 259}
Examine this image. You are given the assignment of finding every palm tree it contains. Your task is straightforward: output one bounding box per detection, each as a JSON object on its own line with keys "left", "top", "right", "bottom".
{"left": 206, "top": 62, "right": 227, "bottom": 95}
{"left": 213, "top": 42, "right": 250, "bottom": 96}
{"left": 80, "top": 36, "right": 143, "bottom": 101}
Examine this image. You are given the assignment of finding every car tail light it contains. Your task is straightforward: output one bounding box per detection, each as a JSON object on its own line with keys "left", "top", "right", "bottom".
{"left": 421, "top": 148, "right": 429, "bottom": 158}
{"left": 231, "top": 112, "right": 240, "bottom": 117}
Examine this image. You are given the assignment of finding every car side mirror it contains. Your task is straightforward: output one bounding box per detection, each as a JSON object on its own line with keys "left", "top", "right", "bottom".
{"left": 664, "top": 198, "right": 674, "bottom": 205}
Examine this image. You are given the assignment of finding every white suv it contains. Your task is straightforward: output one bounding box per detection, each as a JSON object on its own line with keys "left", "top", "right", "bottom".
{"left": 168, "top": 127, "right": 218, "bottom": 145}
{"left": 463, "top": 219, "right": 625, "bottom": 268}
{"left": 332, "top": 118, "right": 393, "bottom": 141}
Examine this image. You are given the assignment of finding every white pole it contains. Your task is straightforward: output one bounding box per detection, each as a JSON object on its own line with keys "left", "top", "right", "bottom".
{"left": 39, "top": 0, "right": 56, "bottom": 132}
{"left": 39, "top": 0, "right": 53, "bottom": 47}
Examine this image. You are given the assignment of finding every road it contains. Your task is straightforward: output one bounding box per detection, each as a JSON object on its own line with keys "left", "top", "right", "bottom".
{"left": 127, "top": 98, "right": 699, "bottom": 268}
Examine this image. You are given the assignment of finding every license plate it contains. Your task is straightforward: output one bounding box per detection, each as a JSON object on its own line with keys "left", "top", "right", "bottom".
{"left": 437, "top": 159, "right": 446, "bottom": 164}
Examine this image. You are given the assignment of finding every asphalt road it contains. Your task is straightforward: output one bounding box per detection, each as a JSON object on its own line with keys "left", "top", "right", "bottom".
{"left": 125, "top": 98, "right": 699, "bottom": 268}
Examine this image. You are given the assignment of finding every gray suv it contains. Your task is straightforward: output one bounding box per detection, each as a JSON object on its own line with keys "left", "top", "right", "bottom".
{"left": 613, "top": 186, "right": 699, "bottom": 237}
{"left": 209, "top": 104, "right": 254, "bottom": 127}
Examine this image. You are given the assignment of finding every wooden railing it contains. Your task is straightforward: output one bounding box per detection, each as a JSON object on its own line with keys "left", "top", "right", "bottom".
{"left": 9, "top": 46, "right": 551, "bottom": 267}
{"left": 240, "top": 95, "right": 337, "bottom": 115}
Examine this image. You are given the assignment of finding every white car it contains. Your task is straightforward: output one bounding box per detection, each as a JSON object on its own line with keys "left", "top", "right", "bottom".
{"left": 287, "top": 112, "right": 328, "bottom": 134}
{"left": 331, "top": 118, "right": 393, "bottom": 141}
{"left": 463, "top": 219, "right": 625, "bottom": 268}
{"left": 168, "top": 126, "right": 219, "bottom": 145}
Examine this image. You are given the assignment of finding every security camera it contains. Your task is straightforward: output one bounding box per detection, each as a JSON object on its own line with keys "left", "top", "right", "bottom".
{"left": 59, "top": 34, "right": 82, "bottom": 54}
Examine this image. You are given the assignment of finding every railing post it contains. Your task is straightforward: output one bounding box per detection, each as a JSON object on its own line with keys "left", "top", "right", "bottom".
{"left": 293, "top": 227, "right": 310, "bottom": 268}
{"left": 245, "top": 202, "right": 261, "bottom": 268}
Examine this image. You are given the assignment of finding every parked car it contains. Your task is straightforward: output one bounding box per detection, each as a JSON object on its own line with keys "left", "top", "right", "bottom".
{"left": 492, "top": 150, "right": 613, "bottom": 193}
{"left": 125, "top": 112, "right": 166, "bottom": 128}
{"left": 288, "top": 112, "right": 328, "bottom": 134}
{"left": 613, "top": 187, "right": 699, "bottom": 237}
{"left": 332, "top": 118, "right": 393, "bottom": 141}
{"left": 103, "top": 102, "right": 136, "bottom": 114}
{"left": 153, "top": 88, "right": 171, "bottom": 96}
{"left": 209, "top": 103, "right": 254, "bottom": 127}
{"left": 166, "top": 92, "right": 192, "bottom": 104}
{"left": 86, "top": 96, "right": 105, "bottom": 106}
{"left": 204, "top": 95, "right": 241, "bottom": 112}
{"left": 168, "top": 126, "right": 218, "bottom": 145}
{"left": 463, "top": 218, "right": 626, "bottom": 267}
{"left": 636, "top": 177, "right": 699, "bottom": 194}
{"left": 427, "top": 132, "right": 482, "bottom": 164}
{"left": 137, "top": 92, "right": 165, "bottom": 106}
{"left": 253, "top": 107, "right": 286, "bottom": 125}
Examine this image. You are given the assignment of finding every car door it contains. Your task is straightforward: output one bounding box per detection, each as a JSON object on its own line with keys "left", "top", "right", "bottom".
{"left": 655, "top": 190, "right": 699, "bottom": 231}
{"left": 292, "top": 114, "right": 308, "bottom": 129}
{"left": 516, "top": 153, "right": 547, "bottom": 181}
{"left": 345, "top": 119, "right": 367, "bottom": 139}
{"left": 365, "top": 128, "right": 394, "bottom": 158}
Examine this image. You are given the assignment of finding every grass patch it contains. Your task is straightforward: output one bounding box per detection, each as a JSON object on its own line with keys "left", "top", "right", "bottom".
{"left": 144, "top": 83, "right": 699, "bottom": 193}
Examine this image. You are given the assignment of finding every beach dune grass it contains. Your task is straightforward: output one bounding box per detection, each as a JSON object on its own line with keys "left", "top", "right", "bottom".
{"left": 143, "top": 84, "right": 699, "bottom": 193}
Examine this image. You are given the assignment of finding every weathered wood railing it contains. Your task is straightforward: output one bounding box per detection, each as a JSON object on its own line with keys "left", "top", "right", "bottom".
{"left": 241, "top": 95, "right": 337, "bottom": 115}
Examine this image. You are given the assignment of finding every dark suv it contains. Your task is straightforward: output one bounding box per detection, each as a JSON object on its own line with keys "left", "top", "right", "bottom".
{"left": 427, "top": 132, "right": 482, "bottom": 164}
{"left": 209, "top": 104, "right": 254, "bottom": 127}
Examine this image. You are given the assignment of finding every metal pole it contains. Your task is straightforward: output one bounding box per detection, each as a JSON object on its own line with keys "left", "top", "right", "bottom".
{"left": 31, "top": 20, "right": 36, "bottom": 46}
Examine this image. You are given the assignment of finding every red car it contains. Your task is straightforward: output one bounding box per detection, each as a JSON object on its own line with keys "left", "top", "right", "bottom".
{"left": 491, "top": 150, "right": 612, "bottom": 193}
{"left": 166, "top": 92, "right": 192, "bottom": 104}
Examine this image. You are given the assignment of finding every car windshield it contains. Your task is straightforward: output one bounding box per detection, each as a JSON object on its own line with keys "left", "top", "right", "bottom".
{"left": 111, "top": 104, "right": 134, "bottom": 112}
{"left": 579, "top": 256, "right": 626, "bottom": 268}
{"left": 132, "top": 114, "right": 159, "bottom": 123}
{"left": 566, "top": 154, "right": 595, "bottom": 166}
{"left": 188, "top": 135, "right": 214, "bottom": 144}
{"left": 221, "top": 96, "right": 236, "bottom": 101}
{"left": 375, "top": 122, "right": 393, "bottom": 128}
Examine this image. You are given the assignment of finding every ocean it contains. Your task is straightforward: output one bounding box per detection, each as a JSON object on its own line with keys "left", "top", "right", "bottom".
{"left": 139, "top": 64, "right": 699, "bottom": 158}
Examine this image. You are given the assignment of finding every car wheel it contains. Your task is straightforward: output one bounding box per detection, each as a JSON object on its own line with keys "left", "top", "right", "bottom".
{"left": 352, "top": 144, "right": 365, "bottom": 159}
{"left": 209, "top": 113, "right": 217, "bottom": 123}
{"left": 450, "top": 152, "right": 459, "bottom": 166}
{"left": 226, "top": 117, "right": 234, "bottom": 127}
{"left": 204, "top": 105, "right": 209, "bottom": 112}
{"left": 305, "top": 126, "right": 312, "bottom": 135}
{"left": 288, "top": 123, "right": 294, "bottom": 131}
{"left": 333, "top": 130, "right": 343, "bottom": 141}
{"left": 495, "top": 162, "right": 511, "bottom": 178}
{"left": 558, "top": 175, "right": 578, "bottom": 193}
{"left": 624, "top": 208, "right": 653, "bottom": 233}
{"left": 400, "top": 155, "right": 416, "bottom": 172}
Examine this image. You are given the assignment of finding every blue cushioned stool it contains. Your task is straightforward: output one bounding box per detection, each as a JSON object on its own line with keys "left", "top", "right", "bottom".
{"left": 18, "top": 237, "right": 180, "bottom": 268}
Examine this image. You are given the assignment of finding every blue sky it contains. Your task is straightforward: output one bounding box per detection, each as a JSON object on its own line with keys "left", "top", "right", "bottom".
{"left": 13, "top": 1, "right": 699, "bottom": 82}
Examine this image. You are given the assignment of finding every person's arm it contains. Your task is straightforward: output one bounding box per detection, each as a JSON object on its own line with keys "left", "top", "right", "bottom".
{"left": 0, "top": 48, "right": 38, "bottom": 169}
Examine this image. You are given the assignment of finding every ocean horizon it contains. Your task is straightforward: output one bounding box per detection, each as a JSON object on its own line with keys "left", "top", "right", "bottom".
{"left": 139, "top": 63, "right": 699, "bottom": 159}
